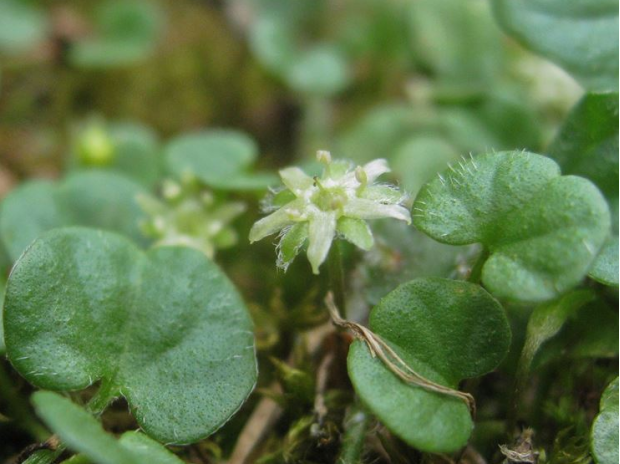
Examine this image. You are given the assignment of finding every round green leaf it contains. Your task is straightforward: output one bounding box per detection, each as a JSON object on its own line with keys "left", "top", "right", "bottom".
{"left": 33, "top": 391, "right": 185, "bottom": 464}
{"left": 348, "top": 278, "right": 510, "bottom": 453}
{"left": 0, "top": 171, "right": 147, "bottom": 262}
{"left": 548, "top": 92, "right": 619, "bottom": 286}
{"left": 166, "top": 130, "right": 274, "bottom": 190}
{"left": 361, "top": 220, "right": 470, "bottom": 306}
{"left": 413, "top": 151, "right": 610, "bottom": 302}
{"left": 69, "top": 0, "right": 163, "bottom": 68}
{"left": 408, "top": 0, "right": 503, "bottom": 93}
{"left": 492, "top": 0, "right": 619, "bottom": 92}
{"left": 392, "top": 135, "right": 460, "bottom": 196}
{"left": 337, "top": 104, "right": 436, "bottom": 163}
{"left": 71, "top": 121, "right": 162, "bottom": 188}
{"left": 286, "top": 45, "right": 351, "bottom": 97}
{"left": 108, "top": 122, "right": 161, "bottom": 188}
{"left": 5, "top": 228, "right": 257, "bottom": 444}
{"left": 588, "top": 238, "right": 619, "bottom": 286}
{"left": 591, "top": 377, "right": 619, "bottom": 464}
{"left": 0, "top": 0, "right": 48, "bottom": 54}
{"left": 249, "top": 15, "right": 298, "bottom": 75}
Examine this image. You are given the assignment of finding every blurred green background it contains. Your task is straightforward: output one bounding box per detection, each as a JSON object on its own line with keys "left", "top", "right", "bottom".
{"left": 0, "top": 0, "right": 582, "bottom": 189}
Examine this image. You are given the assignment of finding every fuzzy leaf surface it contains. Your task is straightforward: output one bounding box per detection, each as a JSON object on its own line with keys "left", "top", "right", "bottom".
{"left": 591, "top": 377, "right": 619, "bottom": 464}
{"left": 5, "top": 228, "right": 257, "bottom": 444}
{"left": 413, "top": 151, "right": 610, "bottom": 302}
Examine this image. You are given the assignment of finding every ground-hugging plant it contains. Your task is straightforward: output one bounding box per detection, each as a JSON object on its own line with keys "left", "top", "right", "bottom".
{"left": 4, "top": 228, "right": 257, "bottom": 444}
{"left": 346, "top": 278, "right": 510, "bottom": 453}
{"left": 412, "top": 151, "right": 610, "bottom": 302}
{"left": 0, "top": 0, "right": 617, "bottom": 462}
{"left": 0, "top": 171, "right": 148, "bottom": 261}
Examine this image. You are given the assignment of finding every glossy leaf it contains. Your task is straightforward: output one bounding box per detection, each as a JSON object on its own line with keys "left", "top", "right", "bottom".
{"left": 33, "top": 391, "right": 185, "bottom": 464}
{"left": 591, "top": 377, "right": 619, "bottom": 464}
{"left": 5, "top": 228, "right": 257, "bottom": 444}
{"left": 165, "top": 130, "right": 276, "bottom": 191}
{"left": 0, "top": 171, "right": 147, "bottom": 262}
{"left": 413, "top": 151, "right": 610, "bottom": 302}
{"left": 548, "top": 92, "right": 619, "bottom": 286}
{"left": 492, "top": 0, "right": 619, "bottom": 92}
{"left": 348, "top": 278, "right": 510, "bottom": 453}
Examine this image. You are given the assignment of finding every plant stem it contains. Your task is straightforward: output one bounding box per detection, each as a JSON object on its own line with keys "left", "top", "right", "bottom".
{"left": 86, "top": 380, "right": 118, "bottom": 416}
{"left": 20, "top": 445, "right": 65, "bottom": 464}
{"left": 337, "top": 403, "right": 370, "bottom": 464}
{"left": 328, "top": 240, "right": 347, "bottom": 318}
{"left": 301, "top": 96, "right": 332, "bottom": 156}
{"left": 468, "top": 246, "right": 489, "bottom": 284}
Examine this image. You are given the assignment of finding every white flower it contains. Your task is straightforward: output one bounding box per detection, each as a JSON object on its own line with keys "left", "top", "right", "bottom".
{"left": 249, "top": 151, "right": 411, "bottom": 274}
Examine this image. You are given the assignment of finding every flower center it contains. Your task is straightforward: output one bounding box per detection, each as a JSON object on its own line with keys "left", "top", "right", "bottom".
{"left": 311, "top": 184, "right": 348, "bottom": 212}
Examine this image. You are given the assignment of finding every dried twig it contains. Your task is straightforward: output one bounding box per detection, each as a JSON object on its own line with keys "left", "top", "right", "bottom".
{"left": 325, "top": 292, "right": 476, "bottom": 416}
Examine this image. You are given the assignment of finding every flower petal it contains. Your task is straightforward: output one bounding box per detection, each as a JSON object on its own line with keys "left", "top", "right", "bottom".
{"left": 249, "top": 200, "right": 303, "bottom": 242}
{"left": 277, "top": 222, "right": 309, "bottom": 270}
{"left": 307, "top": 211, "right": 337, "bottom": 274}
{"left": 337, "top": 217, "right": 374, "bottom": 250}
{"left": 359, "top": 185, "right": 406, "bottom": 204}
{"left": 362, "top": 159, "right": 390, "bottom": 182}
{"left": 344, "top": 198, "right": 411, "bottom": 224}
{"left": 279, "top": 167, "right": 314, "bottom": 193}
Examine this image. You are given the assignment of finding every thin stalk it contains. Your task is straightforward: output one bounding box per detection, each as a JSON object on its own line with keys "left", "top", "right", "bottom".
{"left": 300, "top": 96, "right": 333, "bottom": 156}
{"left": 20, "top": 446, "right": 64, "bottom": 464}
{"left": 327, "top": 240, "right": 347, "bottom": 318}
{"left": 468, "top": 247, "right": 489, "bottom": 284}
{"left": 86, "top": 380, "right": 119, "bottom": 416}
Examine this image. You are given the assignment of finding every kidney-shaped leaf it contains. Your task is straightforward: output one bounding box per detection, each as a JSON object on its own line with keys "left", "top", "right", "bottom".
{"left": 591, "top": 377, "right": 619, "bottom": 464}
{"left": 492, "top": 0, "right": 619, "bottom": 92}
{"left": 348, "top": 278, "right": 510, "bottom": 453}
{"left": 0, "top": 171, "right": 147, "bottom": 262}
{"left": 33, "top": 391, "right": 185, "bottom": 464}
{"left": 548, "top": 92, "right": 619, "bottom": 286}
{"left": 413, "top": 151, "right": 610, "bottom": 302}
{"left": 165, "top": 130, "right": 276, "bottom": 191}
{"left": 5, "top": 228, "right": 257, "bottom": 444}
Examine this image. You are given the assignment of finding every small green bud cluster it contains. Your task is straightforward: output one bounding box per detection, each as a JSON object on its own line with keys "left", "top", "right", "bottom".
{"left": 138, "top": 175, "right": 245, "bottom": 258}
